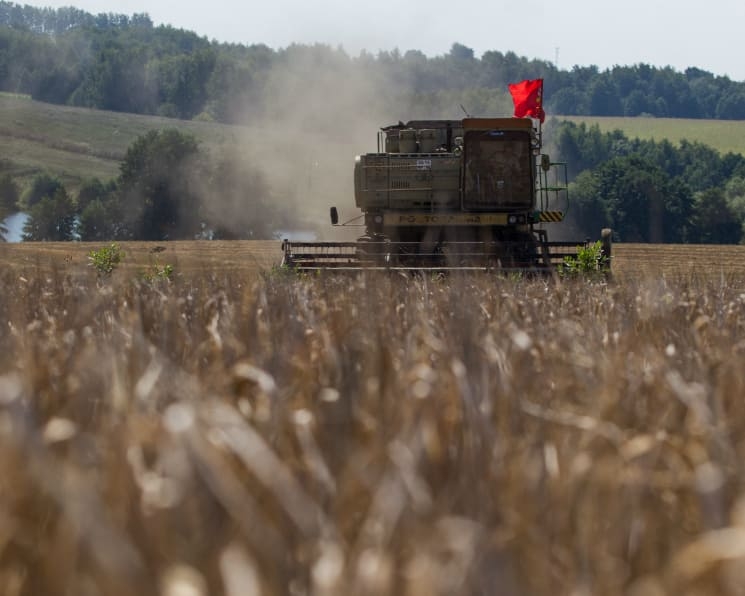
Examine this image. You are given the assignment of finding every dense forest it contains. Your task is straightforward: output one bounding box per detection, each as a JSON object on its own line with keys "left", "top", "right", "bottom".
{"left": 1, "top": 1, "right": 745, "bottom": 122}
{"left": 550, "top": 121, "right": 745, "bottom": 243}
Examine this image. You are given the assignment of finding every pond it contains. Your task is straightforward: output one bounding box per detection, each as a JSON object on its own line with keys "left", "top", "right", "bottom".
{"left": 1, "top": 212, "right": 29, "bottom": 242}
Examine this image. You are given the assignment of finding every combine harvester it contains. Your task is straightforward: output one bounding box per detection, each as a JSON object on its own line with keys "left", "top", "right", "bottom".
{"left": 282, "top": 79, "right": 611, "bottom": 273}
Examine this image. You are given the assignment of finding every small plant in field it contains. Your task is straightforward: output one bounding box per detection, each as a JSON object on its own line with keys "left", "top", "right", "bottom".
{"left": 266, "top": 264, "right": 296, "bottom": 279}
{"left": 141, "top": 262, "right": 175, "bottom": 282}
{"left": 88, "top": 243, "right": 124, "bottom": 276}
{"left": 560, "top": 241, "right": 608, "bottom": 277}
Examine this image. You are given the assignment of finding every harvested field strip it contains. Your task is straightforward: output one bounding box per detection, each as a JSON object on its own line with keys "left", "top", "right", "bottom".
{"left": 0, "top": 125, "right": 121, "bottom": 160}
{"left": 3, "top": 241, "right": 745, "bottom": 279}
{"left": 0, "top": 240, "right": 283, "bottom": 276}
{"left": 611, "top": 243, "right": 745, "bottom": 277}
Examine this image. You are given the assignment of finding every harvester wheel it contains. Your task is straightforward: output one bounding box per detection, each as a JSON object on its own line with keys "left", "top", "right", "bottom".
{"left": 503, "top": 232, "right": 541, "bottom": 270}
{"left": 356, "top": 235, "right": 388, "bottom": 266}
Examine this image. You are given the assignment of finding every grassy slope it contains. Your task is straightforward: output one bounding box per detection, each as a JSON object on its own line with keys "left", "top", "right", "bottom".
{"left": 3, "top": 90, "right": 745, "bottom": 198}
{"left": 0, "top": 93, "right": 242, "bottom": 193}
{"left": 557, "top": 115, "right": 745, "bottom": 156}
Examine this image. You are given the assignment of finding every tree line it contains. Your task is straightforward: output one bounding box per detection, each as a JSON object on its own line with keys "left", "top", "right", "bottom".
{"left": 552, "top": 121, "right": 745, "bottom": 243}
{"left": 0, "top": 129, "right": 285, "bottom": 241}
{"left": 1, "top": 2, "right": 745, "bottom": 122}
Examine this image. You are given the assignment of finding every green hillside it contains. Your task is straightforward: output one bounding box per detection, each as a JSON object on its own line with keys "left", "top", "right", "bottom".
{"left": 558, "top": 115, "right": 745, "bottom": 156}
{"left": 3, "top": 90, "right": 745, "bottom": 201}
{"left": 0, "top": 93, "right": 242, "bottom": 193}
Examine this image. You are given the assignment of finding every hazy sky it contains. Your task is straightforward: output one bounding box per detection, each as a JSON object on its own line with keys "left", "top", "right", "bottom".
{"left": 31, "top": 0, "right": 745, "bottom": 81}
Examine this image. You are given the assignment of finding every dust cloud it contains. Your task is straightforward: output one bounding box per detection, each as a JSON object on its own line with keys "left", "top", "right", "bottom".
{"left": 194, "top": 48, "right": 522, "bottom": 241}
{"left": 208, "top": 48, "right": 424, "bottom": 241}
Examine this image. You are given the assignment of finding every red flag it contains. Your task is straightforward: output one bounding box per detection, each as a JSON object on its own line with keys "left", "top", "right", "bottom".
{"left": 508, "top": 79, "right": 545, "bottom": 123}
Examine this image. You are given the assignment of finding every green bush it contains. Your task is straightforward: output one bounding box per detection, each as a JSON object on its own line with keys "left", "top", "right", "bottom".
{"left": 560, "top": 241, "right": 608, "bottom": 277}
{"left": 141, "top": 262, "right": 175, "bottom": 282}
{"left": 88, "top": 243, "right": 124, "bottom": 276}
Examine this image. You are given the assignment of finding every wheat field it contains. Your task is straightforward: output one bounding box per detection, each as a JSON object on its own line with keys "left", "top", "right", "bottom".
{"left": 1, "top": 242, "right": 745, "bottom": 595}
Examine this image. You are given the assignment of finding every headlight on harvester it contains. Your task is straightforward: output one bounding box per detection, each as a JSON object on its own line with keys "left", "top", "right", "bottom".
{"left": 508, "top": 214, "right": 526, "bottom": 225}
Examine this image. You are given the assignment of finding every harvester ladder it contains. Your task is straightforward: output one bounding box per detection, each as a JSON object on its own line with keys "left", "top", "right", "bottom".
{"left": 536, "top": 160, "right": 569, "bottom": 213}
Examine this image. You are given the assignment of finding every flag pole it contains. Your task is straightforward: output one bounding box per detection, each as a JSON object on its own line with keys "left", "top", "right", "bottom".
{"left": 537, "top": 117, "right": 542, "bottom": 152}
{"left": 538, "top": 79, "right": 544, "bottom": 152}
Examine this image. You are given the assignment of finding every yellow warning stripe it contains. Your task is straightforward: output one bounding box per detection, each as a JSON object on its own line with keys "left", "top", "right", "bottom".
{"left": 538, "top": 211, "right": 564, "bottom": 222}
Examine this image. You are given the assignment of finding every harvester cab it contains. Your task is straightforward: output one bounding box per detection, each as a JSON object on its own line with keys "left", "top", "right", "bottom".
{"left": 282, "top": 116, "right": 611, "bottom": 273}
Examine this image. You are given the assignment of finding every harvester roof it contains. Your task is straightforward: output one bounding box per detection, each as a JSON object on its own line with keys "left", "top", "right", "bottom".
{"left": 381, "top": 118, "right": 534, "bottom": 131}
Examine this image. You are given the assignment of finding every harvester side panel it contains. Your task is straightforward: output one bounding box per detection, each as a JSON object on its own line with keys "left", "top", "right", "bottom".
{"left": 354, "top": 154, "right": 389, "bottom": 208}
{"left": 355, "top": 153, "right": 461, "bottom": 210}
{"left": 389, "top": 156, "right": 434, "bottom": 208}
{"left": 429, "top": 156, "right": 461, "bottom": 207}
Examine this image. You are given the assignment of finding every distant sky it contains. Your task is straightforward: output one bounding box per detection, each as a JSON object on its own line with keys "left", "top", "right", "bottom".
{"left": 29, "top": 0, "right": 745, "bottom": 81}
